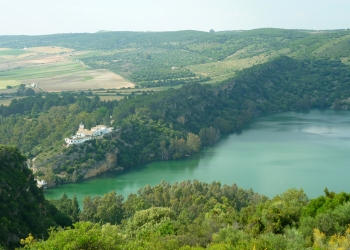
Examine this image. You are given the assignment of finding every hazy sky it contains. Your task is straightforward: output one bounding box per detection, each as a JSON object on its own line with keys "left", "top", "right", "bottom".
{"left": 0, "top": 0, "right": 349, "bottom": 35}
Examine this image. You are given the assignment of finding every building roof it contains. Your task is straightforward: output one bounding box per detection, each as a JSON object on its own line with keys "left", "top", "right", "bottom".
{"left": 77, "top": 129, "right": 94, "bottom": 135}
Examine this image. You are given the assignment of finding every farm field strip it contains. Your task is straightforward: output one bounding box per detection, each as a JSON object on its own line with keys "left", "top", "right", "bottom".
{"left": 20, "top": 69, "right": 134, "bottom": 92}
{"left": 0, "top": 61, "right": 86, "bottom": 80}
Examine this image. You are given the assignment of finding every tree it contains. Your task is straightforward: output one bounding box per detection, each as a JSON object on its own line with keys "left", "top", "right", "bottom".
{"left": 159, "top": 140, "right": 169, "bottom": 160}
{"left": 199, "top": 127, "right": 221, "bottom": 146}
{"left": 126, "top": 207, "right": 176, "bottom": 236}
{"left": 96, "top": 191, "right": 124, "bottom": 224}
{"left": 50, "top": 193, "right": 81, "bottom": 223}
{"left": 71, "top": 195, "right": 80, "bottom": 222}
{"left": 186, "top": 133, "right": 201, "bottom": 153}
{"left": 80, "top": 191, "right": 124, "bottom": 224}
{"left": 80, "top": 196, "right": 98, "bottom": 222}
{"left": 262, "top": 189, "right": 308, "bottom": 233}
{"left": 16, "top": 84, "right": 27, "bottom": 96}
{"left": 123, "top": 193, "right": 150, "bottom": 219}
{"left": 26, "top": 222, "right": 124, "bottom": 250}
{"left": 24, "top": 88, "right": 35, "bottom": 96}
{"left": 333, "top": 98, "right": 342, "bottom": 110}
{"left": 31, "top": 102, "right": 41, "bottom": 117}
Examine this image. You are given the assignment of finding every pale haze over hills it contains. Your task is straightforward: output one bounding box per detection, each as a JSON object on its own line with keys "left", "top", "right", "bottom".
{"left": 0, "top": 0, "right": 349, "bottom": 35}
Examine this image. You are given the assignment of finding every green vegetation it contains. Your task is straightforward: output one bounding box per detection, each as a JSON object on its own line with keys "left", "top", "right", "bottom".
{"left": 1, "top": 29, "right": 350, "bottom": 248}
{"left": 13, "top": 179, "right": 350, "bottom": 249}
{"left": 0, "top": 145, "right": 72, "bottom": 249}
{"left": 2, "top": 151, "right": 350, "bottom": 249}
{"left": 2, "top": 29, "right": 350, "bottom": 87}
{"left": 0, "top": 55, "right": 350, "bottom": 185}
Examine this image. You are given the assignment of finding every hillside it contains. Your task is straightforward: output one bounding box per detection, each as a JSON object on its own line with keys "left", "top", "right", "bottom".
{"left": 0, "top": 55, "right": 350, "bottom": 186}
{"left": 0, "top": 145, "right": 72, "bottom": 249}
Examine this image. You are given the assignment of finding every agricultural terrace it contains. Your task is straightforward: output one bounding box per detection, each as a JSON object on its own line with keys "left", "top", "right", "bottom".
{"left": 0, "top": 46, "right": 134, "bottom": 91}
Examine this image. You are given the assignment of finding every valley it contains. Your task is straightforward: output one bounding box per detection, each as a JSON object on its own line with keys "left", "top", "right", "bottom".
{"left": 1, "top": 28, "right": 350, "bottom": 249}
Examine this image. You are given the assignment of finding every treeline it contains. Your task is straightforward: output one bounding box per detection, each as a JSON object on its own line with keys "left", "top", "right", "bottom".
{"left": 0, "top": 92, "right": 118, "bottom": 117}
{"left": 1, "top": 29, "right": 346, "bottom": 59}
{"left": 19, "top": 180, "right": 350, "bottom": 249}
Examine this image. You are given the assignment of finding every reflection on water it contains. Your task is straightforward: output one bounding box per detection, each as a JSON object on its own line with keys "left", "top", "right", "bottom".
{"left": 45, "top": 109, "right": 350, "bottom": 206}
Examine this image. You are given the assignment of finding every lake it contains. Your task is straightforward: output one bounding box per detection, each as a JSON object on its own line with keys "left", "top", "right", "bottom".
{"left": 45, "top": 109, "right": 350, "bottom": 205}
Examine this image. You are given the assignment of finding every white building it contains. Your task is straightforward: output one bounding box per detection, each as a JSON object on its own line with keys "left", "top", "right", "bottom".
{"left": 65, "top": 122, "right": 113, "bottom": 145}
{"left": 36, "top": 179, "right": 48, "bottom": 189}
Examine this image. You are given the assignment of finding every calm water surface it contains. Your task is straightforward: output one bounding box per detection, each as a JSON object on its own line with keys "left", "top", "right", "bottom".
{"left": 45, "top": 110, "right": 350, "bottom": 205}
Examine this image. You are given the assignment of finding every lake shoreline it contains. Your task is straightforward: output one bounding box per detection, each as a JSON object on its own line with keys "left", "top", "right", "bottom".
{"left": 45, "top": 109, "right": 350, "bottom": 205}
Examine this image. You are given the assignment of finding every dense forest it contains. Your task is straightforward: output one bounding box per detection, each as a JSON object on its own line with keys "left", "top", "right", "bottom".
{"left": 2, "top": 144, "right": 350, "bottom": 249}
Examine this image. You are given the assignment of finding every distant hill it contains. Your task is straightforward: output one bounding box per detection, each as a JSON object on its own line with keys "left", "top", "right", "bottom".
{"left": 1, "top": 29, "right": 349, "bottom": 86}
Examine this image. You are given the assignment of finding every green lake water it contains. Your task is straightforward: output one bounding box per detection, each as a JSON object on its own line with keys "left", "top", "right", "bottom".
{"left": 45, "top": 110, "right": 350, "bottom": 205}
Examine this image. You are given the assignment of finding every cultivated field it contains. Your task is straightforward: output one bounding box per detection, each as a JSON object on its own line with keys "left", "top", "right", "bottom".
{"left": 0, "top": 46, "right": 134, "bottom": 91}
{"left": 21, "top": 69, "right": 134, "bottom": 92}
